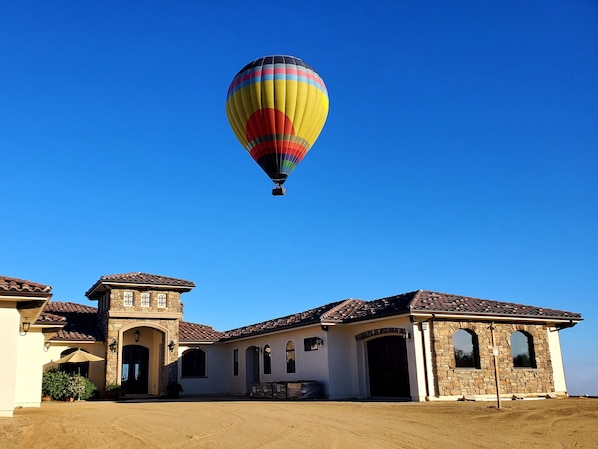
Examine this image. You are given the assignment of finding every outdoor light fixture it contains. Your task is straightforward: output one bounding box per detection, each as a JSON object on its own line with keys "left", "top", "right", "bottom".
{"left": 168, "top": 340, "right": 175, "bottom": 352}
{"left": 20, "top": 321, "right": 31, "bottom": 335}
{"left": 134, "top": 329, "right": 141, "bottom": 343}
{"left": 44, "top": 341, "right": 51, "bottom": 352}
{"left": 109, "top": 339, "right": 118, "bottom": 353}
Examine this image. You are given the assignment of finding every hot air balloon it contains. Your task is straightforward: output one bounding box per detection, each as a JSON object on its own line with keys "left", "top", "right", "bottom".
{"left": 226, "top": 55, "right": 329, "bottom": 195}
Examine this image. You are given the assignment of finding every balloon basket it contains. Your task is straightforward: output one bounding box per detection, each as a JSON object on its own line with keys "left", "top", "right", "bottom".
{"left": 272, "top": 187, "right": 286, "bottom": 196}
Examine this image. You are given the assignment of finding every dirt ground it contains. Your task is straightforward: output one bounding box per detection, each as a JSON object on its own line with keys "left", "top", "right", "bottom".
{"left": 1, "top": 397, "right": 597, "bottom": 449}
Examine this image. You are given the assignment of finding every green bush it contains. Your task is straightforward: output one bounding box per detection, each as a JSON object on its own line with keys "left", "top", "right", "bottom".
{"left": 42, "top": 369, "right": 97, "bottom": 401}
{"left": 69, "top": 374, "right": 97, "bottom": 400}
{"left": 42, "top": 369, "right": 71, "bottom": 400}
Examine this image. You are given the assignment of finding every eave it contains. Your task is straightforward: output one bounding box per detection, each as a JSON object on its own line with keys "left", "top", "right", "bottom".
{"left": 410, "top": 311, "right": 583, "bottom": 328}
{"left": 86, "top": 281, "right": 193, "bottom": 300}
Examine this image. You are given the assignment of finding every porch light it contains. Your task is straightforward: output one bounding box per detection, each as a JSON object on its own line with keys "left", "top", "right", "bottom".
{"left": 134, "top": 329, "right": 141, "bottom": 343}
{"left": 44, "top": 341, "right": 51, "bottom": 352}
{"left": 20, "top": 321, "right": 31, "bottom": 335}
{"left": 168, "top": 340, "right": 176, "bottom": 353}
{"left": 109, "top": 339, "right": 118, "bottom": 353}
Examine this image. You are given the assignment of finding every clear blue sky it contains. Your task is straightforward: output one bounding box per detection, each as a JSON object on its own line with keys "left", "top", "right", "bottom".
{"left": 1, "top": 1, "right": 596, "bottom": 395}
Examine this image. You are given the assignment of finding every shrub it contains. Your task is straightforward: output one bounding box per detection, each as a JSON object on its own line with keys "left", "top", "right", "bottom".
{"left": 42, "top": 369, "right": 71, "bottom": 401}
{"left": 69, "top": 374, "right": 97, "bottom": 400}
{"left": 42, "top": 369, "right": 97, "bottom": 401}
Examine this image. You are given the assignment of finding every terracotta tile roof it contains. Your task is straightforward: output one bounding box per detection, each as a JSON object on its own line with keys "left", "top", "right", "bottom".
{"left": 223, "top": 290, "right": 582, "bottom": 339}
{"left": 409, "top": 290, "right": 583, "bottom": 321}
{"left": 342, "top": 292, "right": 417, "bottom": 322}
{"left": 338, "top": 290, "right": 581, "bottom": 323}
{"left": 41, "top": 302, "right": 103, "bottom": 341}
{"left": 179, "top": 321, "right": 224, "bottom": 342}
{"left": 0, "top": 275, "right": 52, "bottom": 294}
{"left": 320, "top": 299, "right": 367, "bottom": 322}
{"left": 37, "top": 311, "right": 67, "bottom": 324}
{"left": 35, "top": 289, "right": 582, "bottom": 344}
{"left": 86, "top": 272, "right": 195, "bottom": 298}
{"left": 222, "top": 300, "right": 352, "bottom": 340}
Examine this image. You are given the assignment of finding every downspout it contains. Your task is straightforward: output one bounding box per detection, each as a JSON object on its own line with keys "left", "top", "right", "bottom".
{"left": 420, "top": 321, "right": 430, "bottom": 398}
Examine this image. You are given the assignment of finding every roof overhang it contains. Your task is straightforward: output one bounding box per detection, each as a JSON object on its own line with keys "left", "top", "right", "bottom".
{"left": 86, "top": 281, "right": 193, "bottom": 300}
{"left": 0, "top": 294, "right": 52, "bottom": 328}
{"left": 409, "top": 311, "right": 582, "bottom": 329}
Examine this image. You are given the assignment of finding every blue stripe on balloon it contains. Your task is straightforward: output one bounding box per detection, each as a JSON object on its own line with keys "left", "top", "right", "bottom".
{"left": 227, "top": 64, "right": 327, "bottom": 99}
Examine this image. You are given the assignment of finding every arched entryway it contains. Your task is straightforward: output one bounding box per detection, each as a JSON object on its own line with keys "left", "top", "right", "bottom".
{"left": 245, "top": 346, "right": 260, "bottom": 393}
{"left": 121, "top": 345, "right": 149, "bottom": 394}
{"left": 367, "top": 336, "right": 410, "bottom": 398}
{"left": 117, "top": 325, "right": 170, "bottom": 397}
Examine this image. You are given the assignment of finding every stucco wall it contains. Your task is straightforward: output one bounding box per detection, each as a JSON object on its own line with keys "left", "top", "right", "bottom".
{"left": 14, "top": 329, "right": 45, "bottom": 408}
{"left": 546, "top": 327, "right": 567, "bottom": 393}
{"left": 430, "top": 321, "right": 555, "bottom": 398}
{"left": 178, "top": 344, "right": 230, "bottom": 395}
{"left": 225, "top": 324, "right": 329, "bottom": 396}
{"left": 0, "top": 304, "right": 19, "bottom": 417}
{"left": 325, "top": 325, "right": 358, "bottom": 399}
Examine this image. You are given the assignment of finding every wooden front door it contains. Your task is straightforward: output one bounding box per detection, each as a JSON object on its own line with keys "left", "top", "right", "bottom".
{"left": 367, "top": 336, "right": 410, "bottom": 398}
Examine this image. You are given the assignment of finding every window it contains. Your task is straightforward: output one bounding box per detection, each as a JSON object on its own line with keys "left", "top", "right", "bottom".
{"left": 182, "top": 349, "right": 206, "bottom": 377}
{"left": 157, "top": 293, "right": 167, "bottom": 308}
{"left": 453, "top": 329, "right": 480, "bottom": 368}
{"left": 233, "top": 349, "right": 239, "bottom": 376}
{"left": 511, "top": 331, "right": 536, "bottom": 368}
{"left": 304, "top": 337, "right": 323, "bottom": 351}
{"left": 286, "top": 341, "right": 296, "bottom": 373}
{"left": 263, "top": 345, "right": 272, "bottom": 374}
{"left": 141, "top": 292, "right": 150, "bottom": 307}
{"left": 124, "top": 291, "right": 134, "bottom": 307}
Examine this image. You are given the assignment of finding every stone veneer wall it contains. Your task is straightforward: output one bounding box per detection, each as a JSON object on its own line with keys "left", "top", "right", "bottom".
{"left": 103, "top": 288, "right": 182, "bottom": 393}
{"left": 430, "top": 321, "right": 554, "bottom": 397}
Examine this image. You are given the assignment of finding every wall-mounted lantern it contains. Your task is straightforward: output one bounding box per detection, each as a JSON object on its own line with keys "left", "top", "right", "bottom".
{"left": 44, "top": 341, "right": 51, "bottom": 352}
{"left": 109, "top": 339, "right": 118, "bottom": 353}
{"left": 134, "top": 329, "right": 141, "bottom": 343}
{"left": 20, "top": 321, "right": 31, "bottom": 336}
{"left": 168, "top": 340, "right": 176, "bottom": 353}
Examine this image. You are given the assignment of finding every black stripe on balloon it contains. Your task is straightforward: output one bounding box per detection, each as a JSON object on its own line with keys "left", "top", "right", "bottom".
{"left": 236, "top": 55, "right": 313, "bottom": 77}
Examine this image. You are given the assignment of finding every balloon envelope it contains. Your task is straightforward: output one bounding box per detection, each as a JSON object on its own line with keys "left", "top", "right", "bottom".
{"left": 226, "top": 55, "right": 329, "bottom": 190}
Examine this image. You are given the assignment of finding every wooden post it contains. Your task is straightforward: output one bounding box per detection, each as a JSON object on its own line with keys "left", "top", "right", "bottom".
{"left": 490, "top": 322, "right": 502, "bottom": 409}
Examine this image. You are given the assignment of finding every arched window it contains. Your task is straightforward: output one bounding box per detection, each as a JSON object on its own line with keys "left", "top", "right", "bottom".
{"left": 181, "top": 348, "right": 206, "bottom": 377}
{"left": 286, "top": 341, "right": 296, "bottom": 373}
{"left": 263, "top": 345, "right": 272, "bottom": 374}
{"left": 453, "top": 329, "right": 480, "bottom": 368}
{"left": 511, "top": 331, "right": 536, "bottom": 368}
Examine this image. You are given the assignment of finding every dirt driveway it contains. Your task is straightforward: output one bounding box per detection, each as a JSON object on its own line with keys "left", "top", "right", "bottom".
{"left": 1, "top": 397, "right": 597, "bottom": 448}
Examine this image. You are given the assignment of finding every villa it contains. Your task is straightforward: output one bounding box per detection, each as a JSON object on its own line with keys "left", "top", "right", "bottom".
{"left": 0, "top": 272, "right": 583, "bottom": 417}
